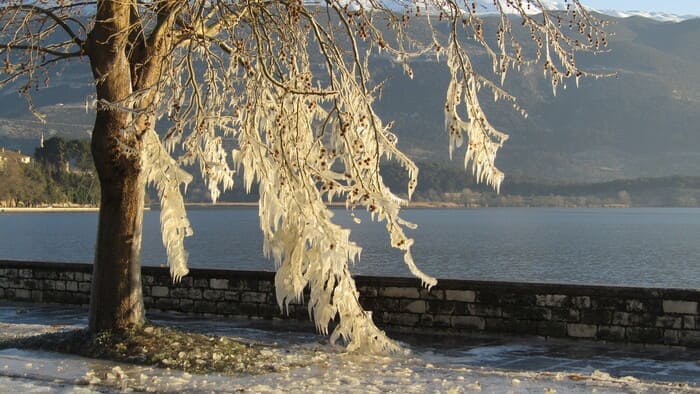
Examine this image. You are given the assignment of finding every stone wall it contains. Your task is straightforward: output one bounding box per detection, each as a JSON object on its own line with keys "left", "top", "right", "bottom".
{"left": 1, "top": 260, "right": 699, "bottom": 347}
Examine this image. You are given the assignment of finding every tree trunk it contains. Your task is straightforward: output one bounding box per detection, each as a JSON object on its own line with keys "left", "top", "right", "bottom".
{"left": 88, "top": 131, "right": 146, "bottom": 331}
{"left": 87, "top": 1, "right": 145, "bottom": 332}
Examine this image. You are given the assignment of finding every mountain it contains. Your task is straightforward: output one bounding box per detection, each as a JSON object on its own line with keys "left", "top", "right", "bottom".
{"left": 596, "top": 10, "right": 697, "bottom": 23}
{"left": 372, "top": 15, "right": 700, "bottom": 181}
{"left": 2, "top": 14, "right": 700, "bottom": 182}
{"left": 473, "top": 1, "right": 698, "bottom": 23}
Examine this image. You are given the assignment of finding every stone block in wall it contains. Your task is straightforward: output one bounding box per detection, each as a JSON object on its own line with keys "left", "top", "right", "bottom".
{"left": 83, "top": 273, "right": 92, "bottom": 282}
{"left": 224, "top": 291, "right": 241, "bottom": 301}
{"left": 571, "top": 296, "right": 591, "bottom": 309}
{"left": 419, "top": 288, "right": 444, "bottom": 300}
{"left": 0, "top": 288, "right": 4, "bottom": 298}
{"left": 551, "top": 308, "right": 579, "bottom": 322}
{"left": 19, "top": 269, "right": 33, "bottom": 278}
{"left": 453, "top": 316, "right": 485, "bottom": 331}
{"left": 170, "top": 288, "right": 189, "bottom": 298}
{"left": 431, "top": 314, "right": 451, "bottom": 329}
{"left": 537, "top": 321, "right": 567, "bottom": 337}
{"left": 417, "top": 314, "right": 434, "bottom": 327}
{"left": 374, "top": 298, "right": 401, "bottom": 312}
{"left": 143, "top": 296, "right": 154, "bottom": 307}
{"left": 654, "top": 315, "right": 682, "bottom": 329}
{"left": 445, "top": 290, "right": 475, "bottom": 303}
{"left": 485, "top": 318, "right": 507, "bottom": 332}
{"left": 203, "top": 289, "right": 224, "bottom": 301}
{"left": 66, "top": 281, "right": 78, "bottom": 292}
{"left": 598, "top": 325, "right": 625, "bottom": 341}
{"left": 33, "top": 270, "right": 49, "bottom": 279}
{"left": 509, "top": 320, "right": 539, "bottom": 335}
{"left": 258, "top": 281, "right": 274, "bottom": 292}
{"left": 402, "top": 300, "right": 426, "bottom": 314}
{"left": 152, "top": 286, "right": 169, "bottom": 298}
{"left": 625, "top": 299, "right": 645, "bottom": 313}
{"left": 0, "top": 277, "right": 8, "bottom": 288}
{"left": 683, "top": 316, "right": 696, "bottom": 330}
{"left": 593, "top": 297, "right": 625, "bottom": 310}
{"left": 232, "top": 280, "right": 256, "bottom": 291}
{"left": 580, "top": 310, "right": 612, "bottom": 325}
{"left": 216, "top": 302, "right": 239, "bottom": 315}
{"left": 502, "top": 306, "right": 551, "bottom": 321}
{"left": 156, "top": 298, "right": 180, "bottom": 311}
{"left": 194, "top": 300, "right": 217, "bottom": 314}
{"left": 5, "top": 269, "right": 18, "bottom": 278}
{"left": 486, "top": 318, "right": 539, "bottom": 334}
{"left": 357, "top": 286, "right": 378, "bottom": 297}
{"left": 467, "top": 304, "right": 502, "bottom": 318}
{"left": 142, "top": 275, "right": 154, "bottom": 285}
{"left": 628, "top": 313, "right": 656, "bottom": 327}
{"left": 241, "top": 292, "right": 266, "bottom": 304}
{"left": 58, "top": 272, "right": 74, "bottom": 280}
{"left": 612, "top": 311, "right": 630, "bottom": 326}
{"left": 387, "top": 313, "right": 420, "bottom": 327}
{"left": 12, "top": 289, "right": 31, "bottom": 300}
{"left": 478, "top": 291, "right": 532, "bottom": 305}
{"left": 679, "top": 330, "right": 700, "bottom": 347}
{"left": 379, "top": 287, "right": 420, "bottom": 299}
{"left": 23, "top": 279, "right": 38, "bottom": 290}
{"left": 194, "top": 278, "right": 209, "bottom": 288}
{"left": 567, "top": 323, "right": 597, "bottom": 338}
{"left": 626, "top": 327, "right": 663, "bottom": 343}
{"left": 663, "top": 300, "right": 698, "bottom": 315}
{"left": 180, "top": 299, "right": 194, "bottom": 312}
{"left": 210, "top": 279, "right": 229, "bottom": 290}
{"left": 257, "top": 303, "right": 281, "bottom": 319}
{"left": 78, "top": 282, "right": 91, "bottom": 293}
{"left": 663, "top": 329, "right": 680, "bottom": 345}
{"left": 238, "top": 303, "right": 259, "bottom": 316}
{"left": 187, "top": 289, "right": 203, "bottom": 300}
{"left": 536, "top": 294, "right": 568, "bottom": 308}
{"left": 427, "top": 300, "right": 454, "bottom": 315}
{"left": 30, "top": 290, "right": 42, "bottom": 302}
{"left": 45, "top": 291, "right": 87, "bottom": 305}
{"left": 54, "top": 281, "right": 66, "bottom": 291}
{"left": 359, "top": 297, "right": 376, "bottom": 311}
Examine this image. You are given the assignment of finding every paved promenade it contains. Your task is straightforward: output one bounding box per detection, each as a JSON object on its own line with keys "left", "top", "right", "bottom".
{"left": 1, "top": 302, "right": 699, "bottom": 392}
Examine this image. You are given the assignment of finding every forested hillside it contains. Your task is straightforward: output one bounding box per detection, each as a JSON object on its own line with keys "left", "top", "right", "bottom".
{"left": 1, "top": 14, "right": 700, "bottom": 183}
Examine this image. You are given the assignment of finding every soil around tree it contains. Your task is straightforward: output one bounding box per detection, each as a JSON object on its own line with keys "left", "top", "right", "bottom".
{"left": 0, "top": 323, "right": 296, "bottom": 375}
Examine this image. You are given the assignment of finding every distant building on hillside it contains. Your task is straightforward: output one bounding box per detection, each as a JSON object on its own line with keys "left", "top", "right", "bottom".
{"left": 0, "top": 148, "right": 32, "bottom": 167}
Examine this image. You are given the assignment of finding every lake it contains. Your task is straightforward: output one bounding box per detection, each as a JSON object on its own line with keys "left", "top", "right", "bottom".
{"left": 1, "top": 207, "right": 699, "bottom": 288}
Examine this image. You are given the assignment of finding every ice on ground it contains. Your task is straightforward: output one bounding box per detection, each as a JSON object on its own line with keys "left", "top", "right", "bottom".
{"left": 1, "top": 303, "right": 699, "bottom": 393}
{"left": 1, "top": 346, "right": 697, "bottom": 393}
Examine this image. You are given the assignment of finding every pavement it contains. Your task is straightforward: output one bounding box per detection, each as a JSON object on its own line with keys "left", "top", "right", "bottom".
{"left": 1, "top": 302, "right": 699, "bottom": 393}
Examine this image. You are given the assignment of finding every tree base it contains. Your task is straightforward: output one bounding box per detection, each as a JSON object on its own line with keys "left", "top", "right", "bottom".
{"left": 1, "top": 325, "right": 284, "bottom": 375}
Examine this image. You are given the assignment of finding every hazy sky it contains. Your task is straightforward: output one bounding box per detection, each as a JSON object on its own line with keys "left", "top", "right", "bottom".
{"left": 580, "top": 0, "right": 700, "bottom": 15}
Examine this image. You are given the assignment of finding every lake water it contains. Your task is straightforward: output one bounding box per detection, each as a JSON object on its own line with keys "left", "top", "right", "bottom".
{"left": 1, "top": 207, "right": 699, "bottom": 288}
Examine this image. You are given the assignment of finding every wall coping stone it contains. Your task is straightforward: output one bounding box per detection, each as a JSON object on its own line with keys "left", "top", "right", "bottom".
{"left": 3, "top": 259, "right": 700, "bottom": 300}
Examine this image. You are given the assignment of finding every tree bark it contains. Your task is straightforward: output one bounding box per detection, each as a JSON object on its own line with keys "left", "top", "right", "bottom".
{"left": 87, "top": 1, "right": 145, "bottom": 332}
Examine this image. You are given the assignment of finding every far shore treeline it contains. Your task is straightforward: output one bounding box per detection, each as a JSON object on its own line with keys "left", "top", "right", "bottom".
{"left": 2, "top": 137, "right": 700, "bottom": 208}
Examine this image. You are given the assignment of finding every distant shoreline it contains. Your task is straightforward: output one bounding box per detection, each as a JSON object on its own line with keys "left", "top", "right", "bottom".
{"left": 0, "top": 202, "right": 463, "bottom": 213}
{"left": 4, "top": 203, "right": 696, "bottom": 213}
{"left": 0, "top": 207, "right": 99, "bottom": 213}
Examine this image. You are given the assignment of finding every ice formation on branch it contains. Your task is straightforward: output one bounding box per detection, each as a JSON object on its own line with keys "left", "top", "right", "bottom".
{"left": 0, "top": 0, "right": 608, "bottom": 351}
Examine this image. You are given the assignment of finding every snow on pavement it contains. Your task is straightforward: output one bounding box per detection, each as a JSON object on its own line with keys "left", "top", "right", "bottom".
{"left": 1, "top": 302, "right": 699, "bottom": 393}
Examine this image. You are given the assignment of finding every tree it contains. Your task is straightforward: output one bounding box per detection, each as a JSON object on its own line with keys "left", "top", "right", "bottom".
{"left": 1, "top": 0, "right": 607, "bottom": 351}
